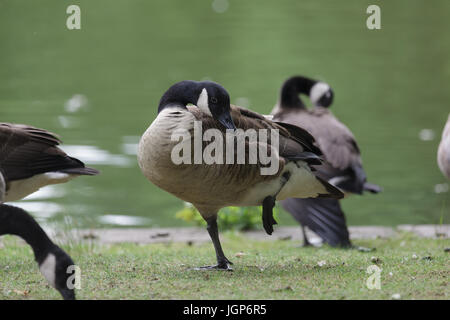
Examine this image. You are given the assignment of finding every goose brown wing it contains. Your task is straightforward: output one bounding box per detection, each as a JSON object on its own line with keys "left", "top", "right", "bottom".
{"left": 280, "top": 110, "right": 361, "bottom": 169}
{"left": 231, "top": 105, "right": 323, "bottom": 159}
{"left": 187, "top": 105, "right": 325, "bottom": 179}
{"left": 273, "top": 109, "right": 370, "bottom": 193}
{"left": 0, "top": 123, "right": 98, "bottom": 181}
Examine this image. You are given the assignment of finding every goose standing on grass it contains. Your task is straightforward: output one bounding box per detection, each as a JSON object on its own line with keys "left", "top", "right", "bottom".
{"left": 0, "top": 122, "right": 100, "bottom": 299}
{"left": 271, "top": 76, "right": 381, "bottom": 247}
{"left": 138, "top": 80, "right": 343, "bottom": 270}
{"left": 438, "top": 114, "right": 450, "bottom": 179}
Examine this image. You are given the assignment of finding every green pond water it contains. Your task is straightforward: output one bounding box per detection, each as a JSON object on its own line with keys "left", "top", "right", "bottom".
{"left": 1, "top": 0, "right": 449, "bottom": 228}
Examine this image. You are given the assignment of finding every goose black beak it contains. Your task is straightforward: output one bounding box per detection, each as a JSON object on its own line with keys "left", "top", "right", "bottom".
{"left": 217, "top": 113, "right": 236, "bottom": 130}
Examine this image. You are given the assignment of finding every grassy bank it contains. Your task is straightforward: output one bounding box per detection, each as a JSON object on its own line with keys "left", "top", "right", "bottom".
{"left": 0, "top": 232, "right": 448, "bottom": 300}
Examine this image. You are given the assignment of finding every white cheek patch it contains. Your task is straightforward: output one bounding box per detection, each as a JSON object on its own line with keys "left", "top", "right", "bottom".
{"left": 310, "top": 82, "right": 330, "bottom": 106}
{"left": 196, "top": 88, "right": 212, "bottom": 116}
{"left": 39, "top": 253, "right": 57, "bottom": 288}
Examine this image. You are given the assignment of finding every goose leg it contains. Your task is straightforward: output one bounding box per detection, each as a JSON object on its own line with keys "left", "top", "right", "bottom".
{"left": 262, "top": 171, "right": 291, "bottom": 235}
{"left": 301, "top": 225, "right": 312, "bottom": 247}
{"left": 196, "top": 216, "right": 233, "bottom": 271}
{"left": 262, "top": 196, "right": 277, "bottom": 235}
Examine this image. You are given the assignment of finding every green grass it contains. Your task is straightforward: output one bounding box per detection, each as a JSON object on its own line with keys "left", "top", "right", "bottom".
{"left": 0, "top": 232, "right": 448, "bottom": 300}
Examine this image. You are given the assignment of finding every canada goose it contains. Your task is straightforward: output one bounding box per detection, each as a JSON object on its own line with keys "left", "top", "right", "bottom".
{"left": 0, "top": 122, "right": 99, "bottom": 201}
{"left": 438, "top": 114, "right": 450, "bottom": 179}
{"left": 272, "top": 76, "right": 381, "bottom": 247}
{"left": 138, "top": 80, "right": 343, "bottom": 270}
{"left": 0, "top": 122, "right": 99, "bottom": 299}
{"left": 0, "top": 192, "right": 77, "bottom": 299}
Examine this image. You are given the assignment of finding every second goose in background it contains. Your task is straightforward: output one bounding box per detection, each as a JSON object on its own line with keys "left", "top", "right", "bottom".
{"left": 272, "top": 75, "right": 381, "bottom": 247}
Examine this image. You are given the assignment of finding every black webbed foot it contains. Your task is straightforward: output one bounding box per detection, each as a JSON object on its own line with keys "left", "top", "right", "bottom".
{"left": 194, "top": 261, "right": 233, "bottom": 271}
{"left": 262, "top": 196, "right": 277, "bottom": 235}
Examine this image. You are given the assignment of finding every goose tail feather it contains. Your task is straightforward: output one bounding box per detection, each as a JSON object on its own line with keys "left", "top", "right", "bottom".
{"left": 58, "top": 166, "right": 99, "bottom": 176}
{"left": 315, "top": 176, "right": 345, "bottom": 199}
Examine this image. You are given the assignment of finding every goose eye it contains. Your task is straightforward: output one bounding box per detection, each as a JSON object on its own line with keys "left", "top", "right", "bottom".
{"left": 210, "top": 97, "right": 218, "bottom": 104}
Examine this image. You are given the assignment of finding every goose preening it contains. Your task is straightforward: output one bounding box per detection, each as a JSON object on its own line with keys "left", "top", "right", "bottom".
{"left": 0, "top": 122, "right": 100, "bottom": 299}
{"left": 138, "top": 80, "right": 344, "bottom": 270}
{"left": 438, "top": 114, "right": 450, "bottom": 179}
{"left": 272, "top": 76, "right": 381, "bottom": 247}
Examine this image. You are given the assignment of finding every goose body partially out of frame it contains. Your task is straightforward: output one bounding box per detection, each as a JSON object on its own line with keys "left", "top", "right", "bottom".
{"left": 0, "top": 122, "right": 99, "bottom": 202}
{"left": 438, "top": 114, "right": 450, "bottom": 179}
{"left": 0, "top": 195, "right": 77, "bottom": 300}
{"left": 138, "top": 80, "right": 343, "bottom": 270}
{"left": 0, "top": 123, "right": 99, "bottom": 299}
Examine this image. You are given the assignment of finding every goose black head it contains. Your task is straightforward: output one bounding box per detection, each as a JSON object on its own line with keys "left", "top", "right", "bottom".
{"left": 309, "top": 82, "right": 334, "bottom": 108}
{"left": 280, "top": 76, "right": 333, "bottom": 109}
{"left": 158, "top": 80, "right": 236, "bottom": 130}
{"left": 196, "top": 81, "right": 236, "bottom": 130}
{"left": 39, "top": 245, "right": 76, "bottom": 300}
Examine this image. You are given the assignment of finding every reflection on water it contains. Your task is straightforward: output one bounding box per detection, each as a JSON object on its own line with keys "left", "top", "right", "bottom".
{"left": 60, "top": 145, "right": 133, "bottom": 167}
{"left": 58, "top": 115, "right": 81, "bottom": 129}
{"left": 22, "top": 185, "right": 66, "bottom": 201}
{"left": 212, "top": 0, "right": 230, "bottom": 14}
{"left": 9, "top": 187, "right": 66, "bottom": 221}
{"left": 97, "top": 214, "right": 152, "bottom": 227}
{"left": 121, "top": 136, "right": 140, "bottom": 156}
{"left": 434, "top": 183, "right": 449, "bottom": 194}
{"left": 1, "top": 1, "right": 449, "bottom": 228}
{"left": 419, "top": 129, "right": 436, "bottom": 142}
{"left": 9, "top": 201, "right": 63, "bottom": 220}
{"left": 64, "top": 94, "right": 88, "bottom": 114}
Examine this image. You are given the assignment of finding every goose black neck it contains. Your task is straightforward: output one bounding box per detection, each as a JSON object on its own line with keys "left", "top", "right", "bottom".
{"left": 0, "top": 204, "right": 55, "bottom": 264}
{"left": 158, "top": 80, "right": 201, "bottom": 113}
{"left": 280, "top": 76, "right": 317, "bottom": 109}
